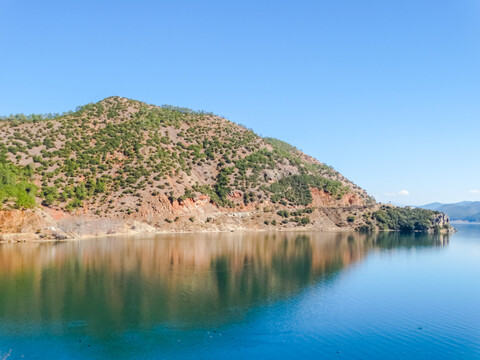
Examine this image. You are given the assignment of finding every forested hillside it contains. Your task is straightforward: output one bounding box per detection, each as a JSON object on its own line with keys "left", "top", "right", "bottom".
{"left": 0, "top": 97, "right": 451, "bottom": 239}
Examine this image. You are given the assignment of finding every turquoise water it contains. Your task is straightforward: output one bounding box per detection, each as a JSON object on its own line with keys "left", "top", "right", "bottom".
{"left": 0, "top": 225, "right": 479, "bottom": 359}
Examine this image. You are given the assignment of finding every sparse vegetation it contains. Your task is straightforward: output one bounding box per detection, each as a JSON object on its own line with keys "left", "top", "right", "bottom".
{"left": 0, "top": 97, "right": 366, "bottom": 217}
{"left": 0, "top": 96, "right": 445, "bottom": 235}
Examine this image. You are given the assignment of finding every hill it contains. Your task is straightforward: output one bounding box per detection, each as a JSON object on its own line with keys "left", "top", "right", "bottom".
{"left": 420, "top": 201, "right": 480, "bottom": 222}
{"left": 420, "top": 202, "right": 444, "bottom": 211}
{"left": 0, "top": 97, "right": 451, "bottom": 239}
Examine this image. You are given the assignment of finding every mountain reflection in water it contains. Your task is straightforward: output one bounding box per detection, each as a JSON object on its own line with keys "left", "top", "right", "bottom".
{"left": 0, "top": 231, "right": 448, "bottom": 337}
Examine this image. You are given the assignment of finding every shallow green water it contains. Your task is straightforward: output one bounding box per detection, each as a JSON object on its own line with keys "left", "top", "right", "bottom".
{"left": 0, "top": 226, "right": 478, "bottom": 359}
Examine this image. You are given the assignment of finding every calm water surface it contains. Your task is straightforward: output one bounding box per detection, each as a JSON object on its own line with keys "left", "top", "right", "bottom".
{"left": 0, "top": 225, "right": 479, "bottom": 359}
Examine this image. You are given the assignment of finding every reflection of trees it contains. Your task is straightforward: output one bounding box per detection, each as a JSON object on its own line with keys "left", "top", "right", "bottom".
{"left": 0, "top": 231, "right": 449, "bottom": 335}
{"left": 367, "top": 231, "right": 449, "bottom": 249}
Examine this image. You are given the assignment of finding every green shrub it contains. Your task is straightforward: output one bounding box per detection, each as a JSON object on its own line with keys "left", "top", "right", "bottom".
{"left": 297, "top": 217, "right": 308, "bottom": 225}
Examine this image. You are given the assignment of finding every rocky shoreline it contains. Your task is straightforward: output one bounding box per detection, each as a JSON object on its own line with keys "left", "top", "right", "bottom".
{"left": 0, "top": 205, "right": 454, "bottom": 243}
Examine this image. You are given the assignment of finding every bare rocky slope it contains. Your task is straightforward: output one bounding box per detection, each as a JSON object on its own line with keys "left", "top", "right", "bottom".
{"left": 0, "top": 97, "right": 451, "bottom": 240}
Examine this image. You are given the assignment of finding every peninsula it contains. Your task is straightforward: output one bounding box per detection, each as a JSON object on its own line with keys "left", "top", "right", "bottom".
{"left": 0, "top": 97, "right": 451, "bottom": 240}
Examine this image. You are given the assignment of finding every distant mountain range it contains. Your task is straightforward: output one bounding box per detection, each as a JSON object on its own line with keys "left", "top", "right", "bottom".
{"left": 419, "top": 201, "right": 480, "bottom": 222}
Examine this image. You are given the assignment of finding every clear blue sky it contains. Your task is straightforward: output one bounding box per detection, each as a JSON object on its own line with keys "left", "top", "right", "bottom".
{"left": 1, "top": 0, "right": 479, "bottom": 205}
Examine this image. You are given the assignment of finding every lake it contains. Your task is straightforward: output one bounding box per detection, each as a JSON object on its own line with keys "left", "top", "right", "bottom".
{"left": 0, "top": 224, "right": 479, "bottom": 359}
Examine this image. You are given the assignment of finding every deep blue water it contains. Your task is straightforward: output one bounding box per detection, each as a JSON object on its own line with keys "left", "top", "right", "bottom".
{"left": 0, "top": 225, "right": 479, "bottom": 359}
